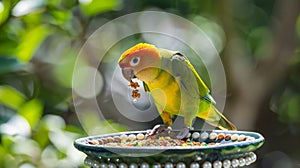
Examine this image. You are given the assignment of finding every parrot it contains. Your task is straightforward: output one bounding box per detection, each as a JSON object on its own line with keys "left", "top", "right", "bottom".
{"left": 118, "top": 43, "right": 236, "bottom": 138}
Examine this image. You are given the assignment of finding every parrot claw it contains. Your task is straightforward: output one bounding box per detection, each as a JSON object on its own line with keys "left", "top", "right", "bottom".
{"left": 175, "top": 127, "right": 193, "bottom": 139}
{"left": 148, "top": 124, "right": 172, "bottom": 136}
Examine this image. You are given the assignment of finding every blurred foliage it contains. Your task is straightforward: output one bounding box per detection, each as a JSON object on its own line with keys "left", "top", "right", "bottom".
{"left": 0, "top": 0, "right": 299, "bottom": 167}
{"left": 0, "top": 0, "right": 123, "bottom": 167}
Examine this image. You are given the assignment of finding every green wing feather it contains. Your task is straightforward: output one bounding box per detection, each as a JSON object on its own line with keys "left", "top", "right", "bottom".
{"left": 166, "top": 51, "right": 236, "bottom": 130}
{"left": 143, "top": 81, "right": 150, "bottom": 92}
{"left": 170, "top": 52, "right": 210, "bottom": 98}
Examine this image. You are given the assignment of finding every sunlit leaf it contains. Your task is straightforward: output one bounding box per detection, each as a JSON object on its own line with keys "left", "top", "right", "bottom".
{"left": 81, "top": 111, "right": 129, "bottom": 135}
{"left": 0, "top": 0, "right": 11, "bottom": 26}
{"left": 0, "top": 145, "right": 6, "bottom": 166}
{"left": 16, "top": 25, "right": 50, "bottom": 62}
{"left": 18, "top": 99, "right": 43, "bottom": 128}
{"left": 11, "top": 136, "right": 41, "bottom": 158}
{"left": 33, "top": 123, "right": 50, "bottom": 148}
{"left": 0, "top": 85, "right": 26, "bottom": 109}
{"left": 80, "top": 0, "right": 122, "bottom": 16}
{"left": 64, "top": 125, "right": 86, "bottom": 135}
{"left": 0, "top": 115, "right": 31, "bottom": 136}
{"left": 12, "top": 0, "right": 45, "bottom": 17}
{"left": 49, "top": 9, "right": 71, "bottom": 25}
{"left": 1, "top": 135, "right": 14, "bottom": 151}
{"left": 22, "top": 12, "right": 43, "bottom": 29}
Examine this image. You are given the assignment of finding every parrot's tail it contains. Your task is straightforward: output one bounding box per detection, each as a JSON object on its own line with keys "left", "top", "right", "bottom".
{"left": 215, "top": 109, "right": 237, "bottom": 130}
{"left": 197, "top": 106, "right": 237, "bottom": 130}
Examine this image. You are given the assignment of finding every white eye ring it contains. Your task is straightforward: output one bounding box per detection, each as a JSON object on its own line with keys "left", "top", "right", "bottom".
{"left": 130, "top": 56, "right": 140, "bottom": 66}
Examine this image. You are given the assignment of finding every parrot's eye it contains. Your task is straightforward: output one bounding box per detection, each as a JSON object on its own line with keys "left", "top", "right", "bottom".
{"left": 130, "top": 56, "right": 140, "bottom": 66}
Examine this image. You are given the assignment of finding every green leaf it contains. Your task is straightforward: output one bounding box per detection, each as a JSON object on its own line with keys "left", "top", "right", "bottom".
{"left": 0, "top": 0, "right": 11, "bottom": 26}
{"left": 0, "top": 145, "right": 6, "bottom": 166}
{"left": 0, "top": 85, "right": 26, "bottom": 109}
{"left": 18, "top": 99, "right": 43, "bottom": 128}
{"left": 80, "top": 0, "right": 122, "bottom": 16}
{"left": 0, "top": 135, "right": 14, "bottom": 151}
{"left": 49, "top": 9, "right": 71, "bottom": 26}
{"left": 64, "top": 125, "right": 86, "bottom": 135}
{"left": 32, "top": 123, "right": 50, "bottom": 148}
{"left": 16, "top": 25, "right": 50, "bottom": 62}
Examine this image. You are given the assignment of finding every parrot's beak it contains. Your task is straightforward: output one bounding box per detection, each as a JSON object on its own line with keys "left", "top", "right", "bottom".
{"left": 121, "top": 68, "right": 135, "bottom": 81}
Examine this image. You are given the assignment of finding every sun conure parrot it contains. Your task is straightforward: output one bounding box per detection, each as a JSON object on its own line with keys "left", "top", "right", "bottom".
{"left": 118, "top": 43, "right": 236, "bottom": 138}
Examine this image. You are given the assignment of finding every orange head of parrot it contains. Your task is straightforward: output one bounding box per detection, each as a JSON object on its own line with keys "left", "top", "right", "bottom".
{"left": 118, "top": 43, "right": 161, "bottom": 82}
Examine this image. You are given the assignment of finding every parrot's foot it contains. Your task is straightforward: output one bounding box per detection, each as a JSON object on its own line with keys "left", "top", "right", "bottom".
{"left": 148, "top": 124, "right": 172, "bottom": 137}
{"left": 175, "top": 127, "right": 194, "bottom": 139}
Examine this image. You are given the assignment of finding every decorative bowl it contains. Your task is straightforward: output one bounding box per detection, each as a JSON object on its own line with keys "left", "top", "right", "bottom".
{"left": 74, "top": 130, "right": 264, "bottom": 168}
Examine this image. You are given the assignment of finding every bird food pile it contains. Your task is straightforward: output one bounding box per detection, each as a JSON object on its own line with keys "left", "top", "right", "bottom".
{"left": 85, "top": 132, "right": 255, "bottom": 147}
{"left": 128, "top": 80, "right": 140, "bottom": 102}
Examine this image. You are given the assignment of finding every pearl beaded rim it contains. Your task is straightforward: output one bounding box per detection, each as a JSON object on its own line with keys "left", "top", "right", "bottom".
{"left": 84, "top": 130, "right": 258, "bottom": 148}
{"left": 84, "top": 152, "right": 257, "bottom": 168}
{"left": 75, "top": 130, "right": 264, "bottom": 168}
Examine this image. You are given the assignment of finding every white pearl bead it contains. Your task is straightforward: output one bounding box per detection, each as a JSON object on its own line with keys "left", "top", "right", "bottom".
{"left": 231, "top": 134, "right": 239, "bottom": 141}
{"left": 222, "top": 159, "right": 231, "bottom": 168}
{"left": 192, "top": 132, "right": 200, "bottom": 139}
{"left": 100, "top": 163, "right": 108, "bottom": 168}
{"left": 108, "top": 163, "right": 116, "bottom": 168}
{"left": 136, "top": 133, "right": 145, "bottom": 140}
{"left": 200, "top": 132, "right": 209, "bottom": 140}
{"left": 120, "top": 134, "right": 128, "bottom": 141}
{"left": 84, "top": 160, "right": 92, "bottom": 166}
{"left": 213, "top": 160, "right": 222, "bottom": 168}
{"left": 93, "top": 162, "right": 100, "bottom": 168}
{"left": 239, "top": 158, "right": 246, "bottom": 167}
{"left": 165, "top": 162, "right": 173, "bottom": 168}
{"left": 140, "top": 163, "right": 149, "bottom": 168}
{"left": 129, "top": 163, "right": 138, "bottom": 168}
{"left": 202, "top": 161, "right": 212, "bottom": 168}
{"left": 209, "top": 132, "right": 217, "bottom": 140}
{"left": 238, "top": 134, "right": 246, "bottom": 141}
{"left": 128, "top": 134, "right": 136, "bottom": 141}
{"left": 190, "top": 162, "right": 200, "bottom": 168}
{"left": 176, "top": 162, "right": 186, "bottom": 168}
{"left": 250, "top": 152, "right": 257, "bottom": 162}
{"left": 231, "top": 159, "right": 239, "bottom": 168}
{"left": 153, "top": 163, "right": 161, "bottom": 168}
{"left": 119, "top": 163, "right": 128, "bottom": 168}
{"left": 245, "top": 156, "right": 252, "bottom": 165}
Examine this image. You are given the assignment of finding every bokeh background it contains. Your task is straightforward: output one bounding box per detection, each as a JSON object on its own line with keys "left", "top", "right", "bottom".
{"left": 0, "top": 0, "right": 299, "bottom": 168}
